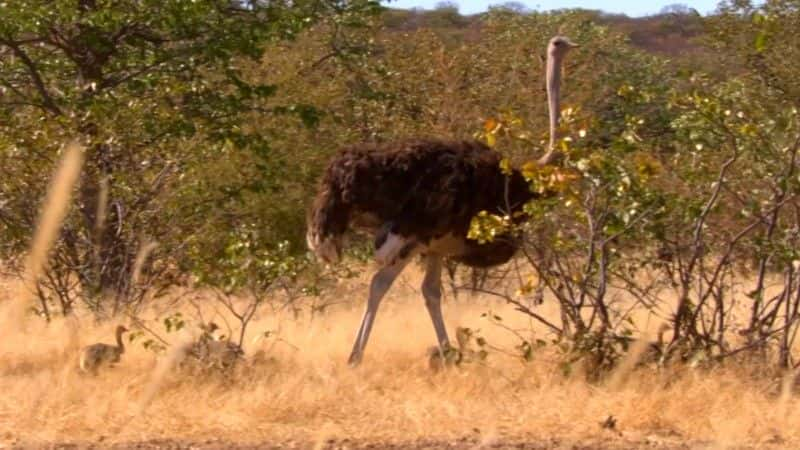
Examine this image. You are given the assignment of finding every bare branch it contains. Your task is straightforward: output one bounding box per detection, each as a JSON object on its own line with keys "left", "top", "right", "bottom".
{"left": 0, "top": 37, "right": 62, "bottom": 115}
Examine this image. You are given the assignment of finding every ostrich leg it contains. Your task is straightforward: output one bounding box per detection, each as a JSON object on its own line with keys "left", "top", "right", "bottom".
{"left": 422, "top": 254, "right": 450, "bottom": 353}
{"left": 348, "top": 253, "right": 413, "bottom": 366}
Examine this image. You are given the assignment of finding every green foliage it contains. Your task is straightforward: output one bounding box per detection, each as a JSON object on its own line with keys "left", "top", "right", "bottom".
{"left": 163, "top": 312, "right": 186, "bottom": 334}
{"left": 0, "top": 0, "right": 381, "bottom": 313}
{"left": 190, "top": 239, "right": 306, "bottom": 294}
{"left": 424, "top": 2, "right": 800, "bottom": 373}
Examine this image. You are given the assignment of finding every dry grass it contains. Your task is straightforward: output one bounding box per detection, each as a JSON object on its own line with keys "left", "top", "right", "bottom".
{"left": 1, "top": 267, "right": 799, "bottom": 449}
{"left": 8, "top": 142, "right": 83, "bottom": 333}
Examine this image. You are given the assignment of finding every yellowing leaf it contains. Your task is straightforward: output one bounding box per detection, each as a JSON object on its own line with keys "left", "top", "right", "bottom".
{"left": 754, "top": 31, "right": 768, "bottom": 53}
{"left": 499, "top": 158, "right": 512, "bottom": 175}
{"left": 521, "top": 161, "right": 538, "bottom": 180}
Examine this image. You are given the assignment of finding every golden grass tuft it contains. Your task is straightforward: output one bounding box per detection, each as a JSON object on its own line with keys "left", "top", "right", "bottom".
{"left": 1, "top": 267, "right": 798, "bottom": 448}
{"left": 8, "top": 141, "right": 84, "bottom": 332}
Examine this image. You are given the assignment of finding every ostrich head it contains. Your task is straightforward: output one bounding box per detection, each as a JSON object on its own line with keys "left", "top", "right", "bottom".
{"left": 548, "top": 35, "right": 578, "bottom": 59}
{"left": 537, "top": 35, "right": 578, "bottom": 166}
{"left": 115, "top": 325, "right": 129, "bottom": 349}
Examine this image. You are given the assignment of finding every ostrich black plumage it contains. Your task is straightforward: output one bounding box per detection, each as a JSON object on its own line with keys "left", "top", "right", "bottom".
{"left": 307, "top": 36, "right": 577, "bottom": 366}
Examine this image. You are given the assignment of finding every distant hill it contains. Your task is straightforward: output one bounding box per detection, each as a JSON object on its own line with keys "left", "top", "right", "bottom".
{"left": 381, "top": 6, "right": 707, "bottom": 57}
{"left": 598, "top": 10, "right": 705, "bottom": 55}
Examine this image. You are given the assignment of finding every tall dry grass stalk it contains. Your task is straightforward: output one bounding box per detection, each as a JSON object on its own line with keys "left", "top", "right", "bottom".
{"left": 131, "top": 241, "right": 158, "bottom": 287}
{"left": 95, "top": 175, "right": 109, "bottom": 238}
{"left": 778, "top": 365, "right": 800, "bottom": 415}
{"left": 9, "top": 142, "right": 84, "bottom": 331}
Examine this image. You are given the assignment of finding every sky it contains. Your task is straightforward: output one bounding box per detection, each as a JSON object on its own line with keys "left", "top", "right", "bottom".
{"left": 381, "top": 0, "right": 721, "bottom": 17}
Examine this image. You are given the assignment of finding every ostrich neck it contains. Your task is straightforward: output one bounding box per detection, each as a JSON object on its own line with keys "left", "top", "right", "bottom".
{"left": 547, "top": 54, "right": 561, "bottom": 152}
{"left": 116, "top": 329, "right": 125, "bottom": 353}
{"left": 538, "top": 51, "right": 563, "bottom": 166}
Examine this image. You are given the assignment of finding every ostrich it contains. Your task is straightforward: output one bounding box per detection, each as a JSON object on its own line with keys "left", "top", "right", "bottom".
{"left": 307, "top": 36, "right": 578, "bottom": 366}
{"left": 181, "top": 322, "right": 244, "bottom": 372}
{"left": 78, "top": 325, "right": 129, "bottom": 374}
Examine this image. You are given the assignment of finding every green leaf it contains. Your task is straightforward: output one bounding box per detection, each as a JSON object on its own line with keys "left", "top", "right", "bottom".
{"left": 754, "top": 31, "right": 768, "bottom": 52}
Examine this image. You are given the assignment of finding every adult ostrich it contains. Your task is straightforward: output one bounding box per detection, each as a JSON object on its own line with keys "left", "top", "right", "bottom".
{"left": 307, "top": 36, "right": 577, "bottom": 366}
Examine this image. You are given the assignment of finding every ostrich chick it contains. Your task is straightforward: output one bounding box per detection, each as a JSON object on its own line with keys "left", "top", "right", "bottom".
{"left": 79, "top": 325, "right": 129, "bottom": 374}
{"left": 181, "top": 322, "right": 244, "bottom": 372}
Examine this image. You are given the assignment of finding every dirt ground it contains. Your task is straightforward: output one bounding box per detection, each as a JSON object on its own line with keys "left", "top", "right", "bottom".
{"left": 7, "top": 436, "right": 789, "bottom": 450}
